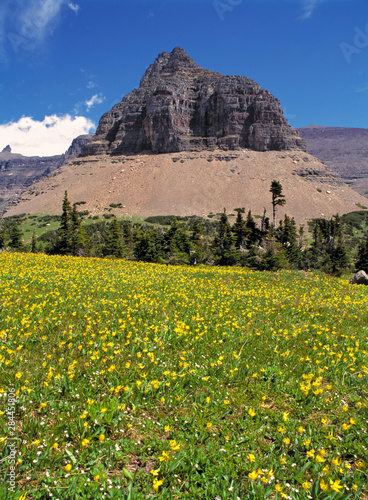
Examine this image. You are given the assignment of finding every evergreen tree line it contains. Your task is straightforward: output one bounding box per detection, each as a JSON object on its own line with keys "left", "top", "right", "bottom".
{"left": 2, "top": 187, "right": 368, "bottom": 274}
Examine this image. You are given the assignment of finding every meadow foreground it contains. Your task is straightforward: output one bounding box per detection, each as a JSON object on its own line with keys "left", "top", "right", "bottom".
{"left": 0, "top": 253, "right": 367, "bottom": 499}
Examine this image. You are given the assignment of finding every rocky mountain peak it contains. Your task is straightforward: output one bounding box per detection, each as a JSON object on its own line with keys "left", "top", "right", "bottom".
{"left": 81, "top": 48, "right": 305, "bottom": 157}
{"left": 139, "top": 47, "right": 215, "bottom": 88}
{"left": 2, "top": 145, "right": 11, "bottom": 153}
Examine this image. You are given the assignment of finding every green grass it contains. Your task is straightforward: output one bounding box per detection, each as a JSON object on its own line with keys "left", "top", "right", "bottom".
{"left": 0, "top": 253, "right": 367, "bottom": 499}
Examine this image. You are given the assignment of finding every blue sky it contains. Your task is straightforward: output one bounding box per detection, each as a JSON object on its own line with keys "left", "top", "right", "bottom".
{"left": 0, "top": 0, "right": 367, "bottom": 155}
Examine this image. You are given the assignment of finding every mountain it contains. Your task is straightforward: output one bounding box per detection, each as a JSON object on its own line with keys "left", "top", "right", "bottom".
{"left": 81, "top": 47, "right": 305, "bottom": 156}
{"left": 298, "top": 126, "right": 368, "bottom": 196}
{"left": 5, "top": 49, "right": 368, "bottom": 225}
{"left": 0, "top": 134, "right": 94, "bottom": 211}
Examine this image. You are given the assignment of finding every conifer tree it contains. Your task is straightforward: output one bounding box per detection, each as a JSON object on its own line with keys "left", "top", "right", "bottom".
{"left": 103, "top": 217, "right": 124, "bottom": 257}
{"left": 58, "top": 191, "right": 73, "bottom": 254}
{"left": 122, "top": 222, "right": 133, "bottom": 244}
{"left": 245, "top": 210, "right": 260, "bottom": 248}
{"left": 71, "top": 204, "right": 86, "bottom": 256}
{"left": 9, "top": 223, "right": 24, "bottom": 250}
{"left": 30, "top": 230, "right": 38, "bottom": 253}
{"left": 212, "top": 210, "right": 230, "bottom": 253}
{"left": 270, "top": 180, "right": 286, "bottom": 234}
{"left": 232, "top": 210, "right": 246, "bottom": 248}
{"left": 356, "top": 232, "right": 368, "bottom": 272}
{"left": 191, "top": 219, "right": 202, "bottom": 243}
{"left": 134, "top": 228, "right": 163, "bottom": 263}
{"left": 0, "top": 225, "right": 6, "bottom": 249}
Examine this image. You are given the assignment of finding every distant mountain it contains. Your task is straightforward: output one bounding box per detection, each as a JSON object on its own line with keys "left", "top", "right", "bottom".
{"left": 81, "top": 47, "right": 305, "bottom": 157}
{"left": 5, "top": 50, "right": 368, "bottom": 225}
{"left": 0, "top": 134, "right": 94, "bottom": 211}
{"left": 298, "top": 126, "right": 368, "bottom": 196}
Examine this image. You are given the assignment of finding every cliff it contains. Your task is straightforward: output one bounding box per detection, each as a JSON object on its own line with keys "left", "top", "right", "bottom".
{"left": 81, "top": 47, "right": 305, "bottom": 156}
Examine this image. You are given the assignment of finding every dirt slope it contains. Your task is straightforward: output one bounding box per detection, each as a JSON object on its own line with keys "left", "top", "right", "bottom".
{"left": 6, "top": 149, "right": 368, "bottom": 226}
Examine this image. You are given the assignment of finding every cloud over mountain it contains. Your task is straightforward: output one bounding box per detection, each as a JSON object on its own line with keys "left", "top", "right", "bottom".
{"left": 0, "top": 114, "right": 95, "bottom": 156}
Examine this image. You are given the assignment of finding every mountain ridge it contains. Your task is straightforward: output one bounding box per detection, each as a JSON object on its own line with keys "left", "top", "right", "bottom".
{"left": 298, "top": 126, "right": 368, "bottom": 195}
{"left": 0, "top": 134, "right": 94, "bottom": 210}
{"left": 81, "top": 47, "right": 305, "bottom": 157}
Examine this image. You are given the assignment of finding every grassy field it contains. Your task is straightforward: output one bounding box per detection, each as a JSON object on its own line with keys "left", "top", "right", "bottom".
{"left": 0, "top": 252, "right": 368, "bottom": 499}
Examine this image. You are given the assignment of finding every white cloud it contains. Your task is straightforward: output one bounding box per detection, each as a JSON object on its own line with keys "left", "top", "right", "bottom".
{"left": 16, "top": 0, "right": 65, "bottom": 44}
{"left": 85, "top": 93, "right": 105, "bottom": 111}
{"left": 0, "top": 0, "right": 79, "bottom": 55}
{"left": 68, "top": 2, "right": 80, "bottom": 14}
{"left": 0, "top": 114, "right": 95, "bottom": 157}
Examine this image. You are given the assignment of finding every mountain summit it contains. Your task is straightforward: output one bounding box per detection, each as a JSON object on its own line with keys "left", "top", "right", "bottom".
{"left": 81, "top": 47, "right": 305, "bottom": 156}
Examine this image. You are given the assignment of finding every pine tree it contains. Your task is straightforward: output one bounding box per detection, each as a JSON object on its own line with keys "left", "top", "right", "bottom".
{"left": 270, "top": 180, "right": 286, "bottom": 234}
{"left": 134, "top": 228, "right": 163, "bottom": 263}
{"left": 30, "top": 230, "right": 38, "bottom": 253}
{"left": 71, "top": 204, "right": 86, "bottom": 256}
{"left": 9, "top": 223, "right": 24, "bottom": 250}
{"left": 58, "top": 191, "right": 73, "bottom": 254}
{"left": 276, "top": 215, "right": 297, "bottom": 248}
{"left": 0, "top": 225, "right": 6, "bottom": 249}
{"left": 191, "top": 219, "right": 202, "bottom": 243}
{"left": 356, "top": 232, "right": 368, "bottom": 272}
{"left": 122, "top": 222, "right": 133, "bottom": 244}
{"left": 103, "top": 217, "right": 124, "bottom": 257}
{"left": 232, "top": 210, "right": 246, "bottom": 248}
{"left": 245, "top": 210, "right": 260, "bottom": 248}
{"left": 212, "top": 210, "right": 238, "bottom": 265}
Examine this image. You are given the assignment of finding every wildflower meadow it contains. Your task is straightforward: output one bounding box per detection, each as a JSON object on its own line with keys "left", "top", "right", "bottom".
{"left": 0, "top": 252, "right": 367, "bottom": 499}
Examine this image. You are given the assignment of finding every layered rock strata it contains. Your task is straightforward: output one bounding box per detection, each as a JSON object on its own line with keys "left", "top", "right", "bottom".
{"left": 81, "top": 47, "right": 305, "bottom": 156}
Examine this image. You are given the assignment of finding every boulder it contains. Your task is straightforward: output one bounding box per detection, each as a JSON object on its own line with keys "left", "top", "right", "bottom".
{"left": 349, "top": 270, "right": 368, "bottom": 285}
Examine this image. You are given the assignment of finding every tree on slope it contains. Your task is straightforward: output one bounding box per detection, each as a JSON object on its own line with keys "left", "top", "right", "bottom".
{"left": 103, "top": 217, "right": 124, "bottom": 257}
{"left": 71, "top": 204, "right": 86, "bottom": 256}
{"left": 9, "top": 223, "right": 24, "bottom": 250}
{"left": 58, "top": 191, "right": 73, "bottom": 255}
{"left": 270, "top": 180, "right": 286, "bottom": 235}
{"left": 356, "top": 231, "right": 368, "bottom": 272}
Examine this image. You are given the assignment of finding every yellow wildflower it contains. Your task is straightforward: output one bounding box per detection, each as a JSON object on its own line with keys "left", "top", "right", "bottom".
{"left": 153, "top": 477, "right": 164, "bottom": 492}
{"left": 248, "top": 470, "right": 258, "bottom": 480}
{"left": 158, "top": 451, "right": 171, "bottom": 463}
{"left": 329, "top": 479, "right": 343, "bottom": 493}
{"left": 320, "top": 479, "right": 328, "bottom": 491}
{"left": 169, "top": 440, "right": 181, "bottom": 451}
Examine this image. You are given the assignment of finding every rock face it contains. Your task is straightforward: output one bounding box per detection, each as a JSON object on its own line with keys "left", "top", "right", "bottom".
{"left": 64, "top": 134, "right": 95, "bottom": 160}
{"left": 81, "top": 47, "right": 305, "bottom": 157}
{"left": 298, "top": 126, "right": 368, "bottom": 195}
{"left": 349, "top": 270, "right": 368, "bottom": 285}
{"left": 0, "top": 134, "right": 94, "bottom": 210}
